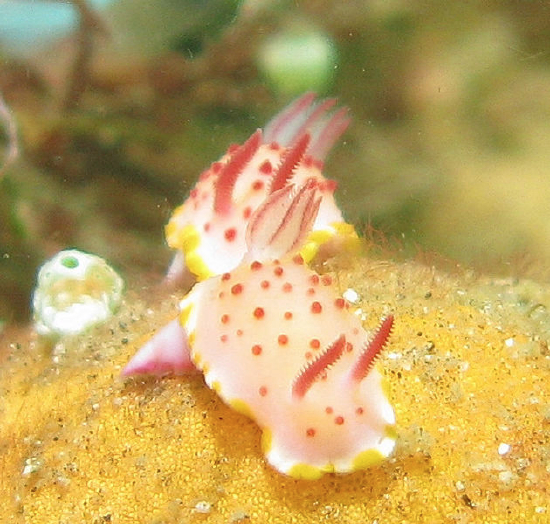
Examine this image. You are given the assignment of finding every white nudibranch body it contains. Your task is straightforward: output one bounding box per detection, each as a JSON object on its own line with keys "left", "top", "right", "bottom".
{"left": 180, "top": 252, "right": 396, "bottom": 479}
{"left": 32, "top": 249, "right": 124, "bottom": 338}
{"left": 164, "top": 92, "right": 357, "bottom": 283}
{"left": 123, "top": 94, "right": 397, "bottom": 479}
{"left": 124, "top": 183, "right": 396, "bottom": 480}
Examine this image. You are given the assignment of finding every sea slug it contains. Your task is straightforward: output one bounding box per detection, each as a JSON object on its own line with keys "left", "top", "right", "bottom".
{"left": 124, "top": 183, "right": 395, "bottom": 479}
{"left": 165, "top": 92, "right": 357, "bottom": 283}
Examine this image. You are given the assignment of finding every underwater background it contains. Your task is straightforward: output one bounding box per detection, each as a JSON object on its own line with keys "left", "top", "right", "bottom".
{"left": 2, "top": 0, "right": 550, "bottom": 323}
{"left": 1, "top": 2, "right": 550, "bottom": 523}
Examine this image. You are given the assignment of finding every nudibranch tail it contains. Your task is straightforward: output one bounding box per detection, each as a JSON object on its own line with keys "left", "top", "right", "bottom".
{"left": 292, "top": 334, "right": 346, "bottom": 399}
{"left": 122, "top": 317, "right": 195, "bottom": 376}
{"left": 164, "top": 251, "right": 197, "bottom": 288}
{"left": 350, "top": 315, "right": 394, "bottom": 382}
{"left": 263, "top": 92, "right": 350, "bottom": 162}
{"left": 246, "top": 182, "right": 321, "bottom": 261}
{"left": 213, "top": 129, "right": 262, "bottom": 215}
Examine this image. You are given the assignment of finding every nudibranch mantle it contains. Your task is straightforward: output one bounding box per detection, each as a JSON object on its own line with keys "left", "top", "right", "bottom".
{"left": 125, "top": 183, "right": 396, "bottom": 479}
{"left": 180, "top": 258, "right": 396, "bottom": 479}
{"left": 165, "top": 92, "right": 357, "bottom": 282}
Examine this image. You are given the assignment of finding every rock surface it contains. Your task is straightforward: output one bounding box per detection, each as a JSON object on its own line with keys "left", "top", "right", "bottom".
{"left": 1, "top": 251, "right": 549, "bottom": 523}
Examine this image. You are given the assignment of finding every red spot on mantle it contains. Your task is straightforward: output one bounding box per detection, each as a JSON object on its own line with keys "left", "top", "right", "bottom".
{"left": 309, "top": 275, "right": 320, "bottom": 285}
{"left": 225, "top": 228, "right": 237, "bottom": 242}
{"left": 309, "top": 339, "right": 320, "bottom": 349}
{"left": 325, "top": 179, "right": 337, "bottom": 192}
{"left": 231, "top": 283, "right": 243, "bottom": 295}
{"left": 250, "top": 261, "right": 263, "bottom": 271}
{"left": 259, "top": 160, "right": 273, "bottom": 174}
{"left": 311, "top": 301, "right": 322, "bottom": 314}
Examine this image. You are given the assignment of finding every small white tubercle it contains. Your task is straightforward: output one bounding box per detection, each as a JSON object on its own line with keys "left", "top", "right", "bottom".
{"left": 32, "top": 249, "right": 124, "bottom": 339}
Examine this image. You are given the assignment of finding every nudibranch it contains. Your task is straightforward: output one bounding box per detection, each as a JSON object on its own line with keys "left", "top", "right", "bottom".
{"left": 165, "top": 92, "right": 357, "bottom": 283}
{"left": 124, "top": 184, "right": 396, "bottom": 480}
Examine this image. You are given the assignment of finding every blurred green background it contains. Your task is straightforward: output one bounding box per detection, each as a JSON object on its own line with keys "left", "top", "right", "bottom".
{"left": 1, "top": 0, "right": 550, "bottom": 323}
